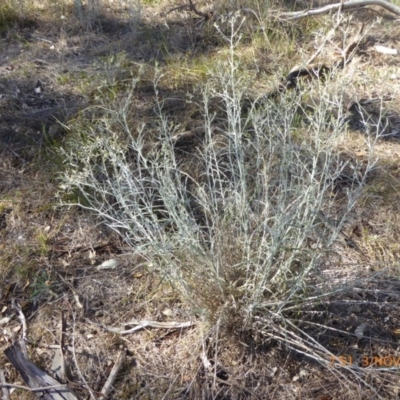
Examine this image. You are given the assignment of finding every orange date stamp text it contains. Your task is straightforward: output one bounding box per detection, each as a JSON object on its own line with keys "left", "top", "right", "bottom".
{"left": 330, "top": 355, "right": 400, "bottom": 368}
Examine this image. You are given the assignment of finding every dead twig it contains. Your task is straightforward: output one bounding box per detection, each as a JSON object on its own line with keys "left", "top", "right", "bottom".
{"left": 99, "top": 349, "right": 126, "bottom": 400}
{"left": 50, "top": 311, "right": 67, "bottom": 382}
{"left": 87, "top": 318, "right": 195, "bottom": 335}
{"left": 0, "top": 383, "right": 73, "bottom": 393}
{"left": 0, "top": 370, "right": 10, "bottom": 400}
{"left": 71, "top": 313, "right": 96, "bottom": 400}
{"left": 12, "top": 300, "right": 27, "bottom": 342}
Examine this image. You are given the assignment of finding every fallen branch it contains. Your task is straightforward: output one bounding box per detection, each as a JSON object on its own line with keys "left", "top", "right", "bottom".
{"left": 88, "top": 318, "right": 195, "bottom": 335}
{"left": 4, "top": 340, "right": 79, "bottom": 400}
{"left": 99, "top": 349, "right": 126, "bottom": 400}
{"left": 281, "top": 0, "right": 400, "bottom": 20}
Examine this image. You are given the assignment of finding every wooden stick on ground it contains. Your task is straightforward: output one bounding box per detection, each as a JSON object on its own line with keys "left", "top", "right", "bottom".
{"left": 99, "top": 349, "right": 126, "bottom": 400}
{"left": 87, "top": 318, "right": 195, "bottom": 335}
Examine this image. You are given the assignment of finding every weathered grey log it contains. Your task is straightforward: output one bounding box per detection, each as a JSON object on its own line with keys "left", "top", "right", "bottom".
{"left": 281, "top": 0, "right": 400, "bottom": 19}
{"left": 4, "top": 341, "right": 79, "bottom": 400}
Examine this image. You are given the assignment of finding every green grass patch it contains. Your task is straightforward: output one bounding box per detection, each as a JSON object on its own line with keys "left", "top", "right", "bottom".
{"left": 0, "top": 3, "right": 19, "bottom": 32}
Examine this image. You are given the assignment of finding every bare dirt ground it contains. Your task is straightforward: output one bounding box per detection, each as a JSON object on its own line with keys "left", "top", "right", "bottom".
{"left": 2, "top": 1, "right": 400, "bottom": 399}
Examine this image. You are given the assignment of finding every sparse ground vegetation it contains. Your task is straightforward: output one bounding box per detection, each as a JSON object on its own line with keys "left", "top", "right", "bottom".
{"left": 2, "top": 0, "right": 400, "bottom": 399}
